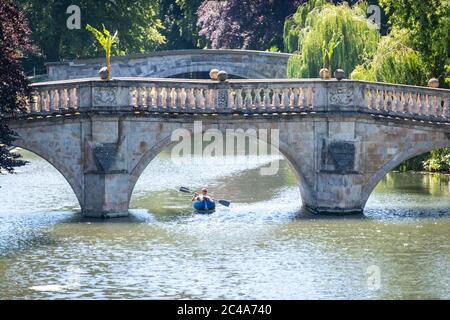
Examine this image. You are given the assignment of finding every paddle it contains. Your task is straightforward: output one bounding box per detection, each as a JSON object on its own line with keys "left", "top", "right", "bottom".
{"left": 179, "top": 186, "right": 231, "bottom": 207}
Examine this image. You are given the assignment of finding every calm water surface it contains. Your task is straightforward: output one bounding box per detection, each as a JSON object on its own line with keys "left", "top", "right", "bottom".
{"left": 0, "top": 150, "right": 448, "bottom": 299}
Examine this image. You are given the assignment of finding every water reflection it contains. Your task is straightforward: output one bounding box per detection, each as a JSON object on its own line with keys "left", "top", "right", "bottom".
{"left": 0, "top": 150, "right": 448, "bottom": 299}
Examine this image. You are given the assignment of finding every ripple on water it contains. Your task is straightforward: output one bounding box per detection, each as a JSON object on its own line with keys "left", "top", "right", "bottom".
{"left": 0, "top": 154, "right": 449, "bottom": 299}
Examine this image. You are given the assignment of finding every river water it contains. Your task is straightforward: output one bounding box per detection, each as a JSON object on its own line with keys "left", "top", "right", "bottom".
{"left": 0, "top": 150, "right": 448, "bottom": 299}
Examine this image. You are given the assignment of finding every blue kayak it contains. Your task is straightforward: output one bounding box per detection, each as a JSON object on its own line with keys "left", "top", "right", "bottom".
{"left": 193, "top": 199, "right": 216, "bottom": 213}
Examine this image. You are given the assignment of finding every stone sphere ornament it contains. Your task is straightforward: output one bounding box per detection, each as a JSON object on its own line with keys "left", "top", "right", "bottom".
{"left": 209, "top": 69, "right": 219, "bottom": 81}
{"left": 98, "top": 67, "right": 108, "bottom": 80}
{"left": 217, "top": 70, "right": 228, "bottom": 82}
{"left": 428, "top": 78, "right": 439, "bottom": 88}
{"left": 319, "top": 68, "right": 329, "bottom": 80}
{"left": 334, "top": 69, "right": 345, "bottom": 81}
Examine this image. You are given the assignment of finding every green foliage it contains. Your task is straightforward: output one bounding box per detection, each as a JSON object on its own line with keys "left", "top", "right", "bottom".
{"left": 423, "top": 149, "right": 450, "bottom": 173}
{"left": 283, "top": 0, "right": 328, "bottom": 53}
{"left": 397, "top": 153, "right": 429, "bottom": 172}
{"left": 286, "top": 2, "right": 380, "bottom": 78}
{"left": 350, "top": 28, "right": 428, "bottom": 86}
{"left": 18, "top": 0, "right": 165, "bottom": 74}
{"left": 157, "top": 0, "right": 205, "bottom": 50}
{"left": 379, "top": 0, "right": 449, "bottom": 87}
{"left": 86, "top": 24, "right": 118, "bottom": 60}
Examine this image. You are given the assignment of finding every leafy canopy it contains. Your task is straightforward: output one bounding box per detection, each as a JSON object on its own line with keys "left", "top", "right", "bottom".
{"left": 286, "top": 1, "right": 380, "bottom": 78}
{"left": 0, "top": 0, "right": 31, "bottom": 172}
{"left": 86, "top": 24, "right": 118, "bottom": 58}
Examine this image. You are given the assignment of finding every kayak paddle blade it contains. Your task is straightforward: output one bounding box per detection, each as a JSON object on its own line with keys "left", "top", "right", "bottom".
{"left": 179, "top": 186, "right": 191, "bottom": 193}
{"left": 218, "top": 199, "right": 231, "bottom": 207}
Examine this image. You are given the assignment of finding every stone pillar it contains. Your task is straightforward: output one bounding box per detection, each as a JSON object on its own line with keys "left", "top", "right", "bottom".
{"left": 290, "top": 116, "right": 365, "bottom": 215}
{"left": 83, "top": 171, "right": 130, "bottom": 218}
{"left": 81, "top": 116, "right": 130, "bottom": 218}
{"left": 312, "top": 121, "right": 365, "bottom": 214}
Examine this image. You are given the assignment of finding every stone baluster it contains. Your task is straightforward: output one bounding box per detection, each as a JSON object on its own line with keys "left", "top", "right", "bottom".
{"left": 431, "top": 95, "right": 439, "bottom": 117}
{"left": 442, "top": 98, "right": 449, "bottom": 118}
{"left": 175, "top": 88, "right": 183, "bottom": 110}
{"left": 254, "top": 89, "right": 261, "bottom": 110}
{"left": 418, "top": 94, "right": 425, "bottom": 115}
{"left": 29, "top": 92, "right": 38, "bottom": 113}
{"left": 195, "top": 89, "right": 203, "bottom": 109}
{"left": 128, "top": 87, "right": 135, "bottom": 107}
{"left": 385, "top": 91, "right": 393, "bottom": 112}
{"left": 368, "top": 89, "right": 375, "bottom": 109}
{"left": 68, "top": 88, "right": 76, "bottom": 110}
{"left": 376, "top": 89, "right": 383, "bottom": 111}
{"left": 281, "top": 88, "right": 290, "bottom": 110}
{"left": 49, "top": 90, "right": 57, "bottom": 113}
{"left": 263, "top": 88, "right": 270, "bottom": 111}
{"left": 400, "top": 92, "right": 408, "bottom": 113}
{"left": 272, "top": 89, "right": 280, "bottom": 110}
{"left": 186, "top": 88, "right": 195, "bottom": 110}
{"left": 291, "top": 88, "right": 299, "bottom": 110}
{"left": 410, "top": 93, "right": 418, "bottom": 115}
{"left": 204, "top": 89, "right": 211, "bottom": 110}
{"left": 43, "top": 90, "right": 50, "bottom": 113}
{"left": 57, "top": 89, "right": 65, "bottom": 111}
{"left": 301, "top": 88, "right": 307, "bottom": 110}
{"left": 138, "top": 87, "right": 145, "bottom": 109}
{"left": 393, "top": 91, "right": 400, "bottom": 113}
{"left": 423, "top": 94, "right": 430, "bottom": 116}
{"left": 156, "top": 87, "right": 163, "bottom": 109}
{"left": 146, "top": 87, "right": 154, "bottom": 110}
{"left": 235, "top": 89, "right": 243, "bottom": 110}
{"left": 244, "top": 89, "right": 252, "bottom": 109}
{"left": 164, "top": 88, "right": 173, "bottom": 111}
{"left": 228, "top": 90, "right": 235, "bottom": 109}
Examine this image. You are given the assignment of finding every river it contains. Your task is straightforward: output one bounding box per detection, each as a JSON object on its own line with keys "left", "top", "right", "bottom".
{"left": 0, "top": 150, "right": 448, "bottom": 299}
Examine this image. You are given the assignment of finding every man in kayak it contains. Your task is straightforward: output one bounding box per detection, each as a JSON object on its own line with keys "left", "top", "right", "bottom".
{"left": 192, "top": 187, "right": 214, "bottom": 202}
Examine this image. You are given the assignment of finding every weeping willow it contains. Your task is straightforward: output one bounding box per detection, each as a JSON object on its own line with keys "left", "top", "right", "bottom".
{"left": 351, "top": 28, "right": 428, "bottom": 86}
{"left": 283, "top": 0, "right": 329, "bottom": 53}
{"left": 285, "top": 1, "right": 380, "bottom": 79}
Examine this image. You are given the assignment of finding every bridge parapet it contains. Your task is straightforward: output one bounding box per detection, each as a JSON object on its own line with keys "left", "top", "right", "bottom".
{"left": 18, "top": 78, "right": 450, "bottom": 122}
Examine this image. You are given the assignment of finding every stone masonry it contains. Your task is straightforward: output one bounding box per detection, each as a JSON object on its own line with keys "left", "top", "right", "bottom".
{"left": 6, "top": 78, "right": 450, "bottom": 217}
{"left": 45, "top": 49, "right": 292, "bottom": 81}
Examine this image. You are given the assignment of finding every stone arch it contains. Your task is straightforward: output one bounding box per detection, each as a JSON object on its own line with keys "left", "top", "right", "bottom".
{"left": 361, "top": 140, "right": 450, "bottom": 205}
{"left": 9, "top": 142, "right": 83, "bottom": 208}
{"left": 127, "top": 127, "right": 313, "bottom": 207}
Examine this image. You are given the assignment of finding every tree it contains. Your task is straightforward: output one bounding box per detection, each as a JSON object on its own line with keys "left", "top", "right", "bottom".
{"left": 18, "top": 0, "right": 166, "bottom": 74}
{"left": 157, "top": 0, "right": 205, "bottom": 50}
{"left": 285, "top": 1, "right": 380, "bottom": 78}
{"left": 379, "top": 0, "right": 449, "bottom": 87}
{"left": 284, "top": 0, "right": 387, "bottom": 54}
{"left": 0, "top": 0, "right": 32, "bottom": 172}
{"left": 86, "top": 24, "right": 118, "bottom": 80}
{"left": 350, "top": 28, "right": 428, "bottom": 86}
{"left": 197, "top": 0, "right": 305, "bottom": 50}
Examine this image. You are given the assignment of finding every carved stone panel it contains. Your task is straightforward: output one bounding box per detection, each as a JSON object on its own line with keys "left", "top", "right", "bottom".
{"left": 328, "top": 86, "right": 354, "bottom": 106}
{"left": 93, "top": 143, "right": 118, "bottom": 173}
{"left": 328, "top": 141, "right": 355, "bottom": 174}
{"left": 93, "top": 87, "right": 117, "bottom": 106}
{"left": 216, "top": 89, "right": 228, "bottom": 109}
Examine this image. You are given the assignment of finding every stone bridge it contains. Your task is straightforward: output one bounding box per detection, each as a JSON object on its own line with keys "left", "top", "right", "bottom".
{"left": 45, "top": 49, "right": 292, "bottom": 81}
{"left": 5, "top": 78, "right": 450, "bottom": 217}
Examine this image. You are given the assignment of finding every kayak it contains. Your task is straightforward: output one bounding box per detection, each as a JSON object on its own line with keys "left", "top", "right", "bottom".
{"left": 193, "top": 199, "right": 216, "bottom": 213}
